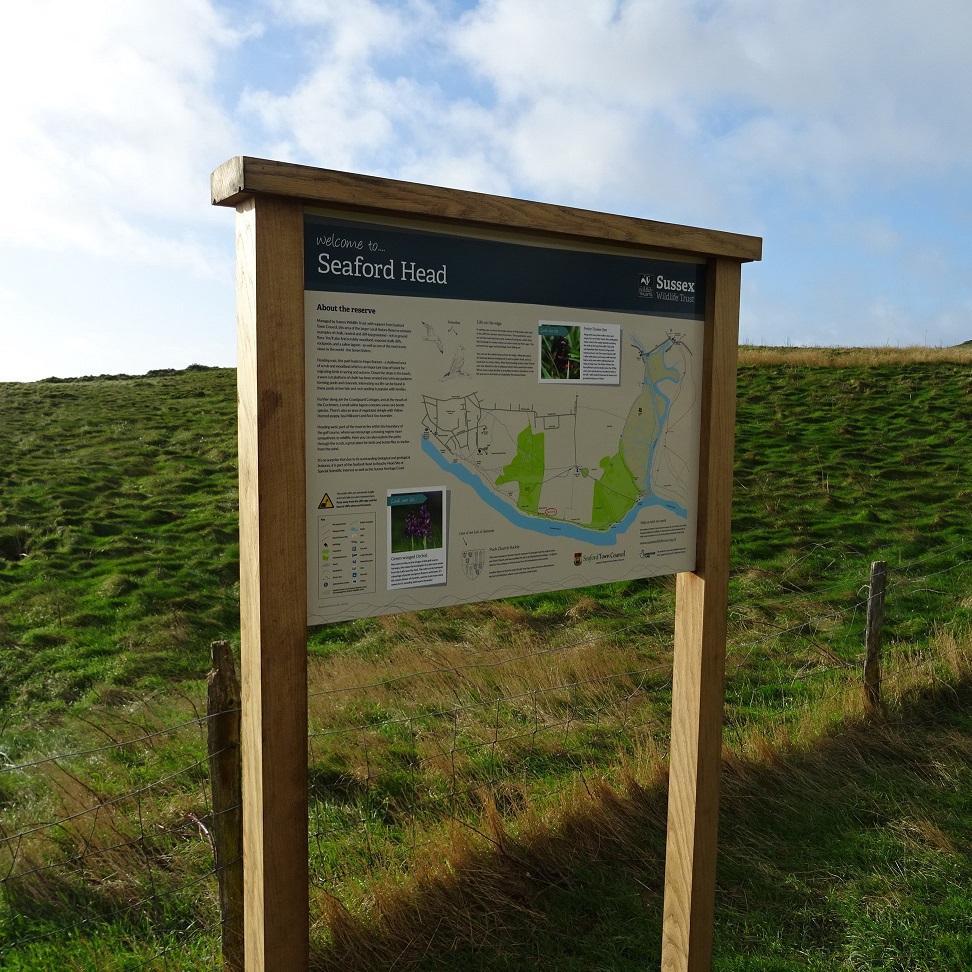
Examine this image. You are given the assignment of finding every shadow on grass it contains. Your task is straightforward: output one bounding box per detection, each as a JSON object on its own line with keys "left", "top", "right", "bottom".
{"left": 311, "top": 677, "right": 972, "bottom": 971}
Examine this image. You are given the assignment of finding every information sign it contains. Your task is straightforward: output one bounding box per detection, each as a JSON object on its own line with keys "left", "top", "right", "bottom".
{"left": 304, "top": 213, "right": 707, "bottom": 623}
{"left": 213, "top": 155, "right": 760, "bottom": 972}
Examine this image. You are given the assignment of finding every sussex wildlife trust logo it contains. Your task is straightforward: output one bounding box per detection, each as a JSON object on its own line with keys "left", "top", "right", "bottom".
{"left": 638, "top": 273, "right": 654, "bottom": 298}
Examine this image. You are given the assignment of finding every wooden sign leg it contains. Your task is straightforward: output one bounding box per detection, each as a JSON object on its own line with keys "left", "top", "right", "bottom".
{"left": 236, "top": 194, "right": 309, "bottom": 972}
{"left": 661, "top": 258, "right": 741, "bottom": 972}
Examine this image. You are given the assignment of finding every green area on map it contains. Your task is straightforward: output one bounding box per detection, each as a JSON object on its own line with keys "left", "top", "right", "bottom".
{"left": 495, "top": 424, "right": 545, "bottom": 514}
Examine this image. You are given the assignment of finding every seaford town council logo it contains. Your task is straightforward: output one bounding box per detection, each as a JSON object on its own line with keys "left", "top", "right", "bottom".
{"left": 462, "top": 549, "right": 485, "bottom": 580}
{"left": 574, "top": 552, "right": 583, "bottom": 566}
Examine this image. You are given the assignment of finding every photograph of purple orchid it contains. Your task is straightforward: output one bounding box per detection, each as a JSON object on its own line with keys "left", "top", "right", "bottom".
{"left": 390, "top": 490, "right": 444, "bottom": 553}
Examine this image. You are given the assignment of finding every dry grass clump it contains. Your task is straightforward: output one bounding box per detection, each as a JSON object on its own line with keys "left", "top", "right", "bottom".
{"left": 2, "top": 766, "right": 193, "bottom": 918}
{"left": 310, "top": 746, "right": 671, "bottom": 972}
{"left": 306, "top": 625, "right": 972, "bottom": 971}
{"left": 304, "top": 615, "right": 673, "bottom": 905}
{"left": 0, "top": 697, "right": 220, "bottom": 936}
{"left": 738, "top": 345, "right": 972, "bottom": 367}
{"left": 306, "top": 615, "right": 671, "bottom": 774}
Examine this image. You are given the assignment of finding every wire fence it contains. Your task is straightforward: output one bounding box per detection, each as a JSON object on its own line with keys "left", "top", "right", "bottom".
{"left": 1, "top": 540, "right": 970, "bottom": 968}
{"left": 0, "top": 693, "right": 228, "bottom": 970}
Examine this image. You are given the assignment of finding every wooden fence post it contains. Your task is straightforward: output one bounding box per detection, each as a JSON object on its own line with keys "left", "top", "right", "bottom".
{"left": 208, "top": 640, "right": 244, "bottom": 972}
{"left": 864, "top": 561, "right": 887, "bottom": 711}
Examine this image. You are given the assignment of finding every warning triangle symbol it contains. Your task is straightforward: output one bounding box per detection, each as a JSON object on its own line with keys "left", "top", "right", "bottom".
{"left": 318, "top": 494, "right": 334, "bottom": 509}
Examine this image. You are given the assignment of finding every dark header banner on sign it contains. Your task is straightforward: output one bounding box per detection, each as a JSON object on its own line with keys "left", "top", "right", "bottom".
{"left": 304, "top": 214, "right": 706, "bottom": 320}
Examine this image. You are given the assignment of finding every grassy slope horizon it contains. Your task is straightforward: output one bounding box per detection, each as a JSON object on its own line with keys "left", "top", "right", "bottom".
{"left": 2, "top": 348, "right": 970, "bottom": 714}
{"left": 0, "top": 366, "right": 239, "bottom": 712}
{"left": 1, "top": 348, "right": 971, "bottom": 969}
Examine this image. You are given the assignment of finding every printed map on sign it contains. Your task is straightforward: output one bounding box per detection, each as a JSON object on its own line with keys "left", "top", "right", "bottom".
{"left": 421, "top": 331, "right": 696, "bottom": 545}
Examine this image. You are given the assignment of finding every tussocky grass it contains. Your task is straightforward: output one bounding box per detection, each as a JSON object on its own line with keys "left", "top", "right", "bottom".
{"left": 0, "top": 366, "right": 239, "bottom": 712}
{"left": 305, "top": 629, "right": 972, "bottom": 972}
{"left": 1, "top": 356, "right": 970, "bottom": 712}
{"left": 0, "top": 350, "right": 970, "bottom": 968}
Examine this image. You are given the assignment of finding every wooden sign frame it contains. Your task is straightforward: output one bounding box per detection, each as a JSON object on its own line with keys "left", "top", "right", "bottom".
{"left": 212, "top": 155, "right": 761, "bottom": 972}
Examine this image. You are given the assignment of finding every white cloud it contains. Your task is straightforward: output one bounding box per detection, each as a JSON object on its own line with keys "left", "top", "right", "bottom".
{"left": 2, "top": 0, "right": 970, "bottom": 380}
{"left": 241, "top": 70, "right": 407, "bottom": 172}
{"left": 0, "top": 240, "right": 235, "bottom": 382}
{"left": 0, "top": 0, "right": 246, "bottom": 270}
{"left": 6, "top": 1, "right": 970, "bottom": 260}
{"left": 271, "top": 0, "right": 425, "bottom": 55}
{"left": 239, "top": 1, "right": 422, "bottom": 170}
{"left": 450, "top": 0, "right": 972, "bottom": 197}
{"left": 223, "top": 0, "right": 972, "bottom": 352}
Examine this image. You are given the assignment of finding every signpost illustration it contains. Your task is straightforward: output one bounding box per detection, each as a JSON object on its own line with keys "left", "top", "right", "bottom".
{"left": 212, "top": 156, "right": 761, "bottom": 972}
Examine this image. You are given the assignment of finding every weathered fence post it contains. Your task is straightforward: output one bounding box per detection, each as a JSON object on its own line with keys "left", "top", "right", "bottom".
{"left": 208, "top": 640, "right": 244, "bottom": 971}
{"left": 864, "top": 561, "right": 887, "bottom": 711}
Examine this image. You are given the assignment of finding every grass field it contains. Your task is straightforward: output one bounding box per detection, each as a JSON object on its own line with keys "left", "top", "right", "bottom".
{"left": 1, "top": 348, "right": 971, "bottom": 969}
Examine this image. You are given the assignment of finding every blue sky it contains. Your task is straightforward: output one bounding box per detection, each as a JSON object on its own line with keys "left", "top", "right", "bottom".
{"left": 1, "top": 0, "right": 970, "bottom": 381}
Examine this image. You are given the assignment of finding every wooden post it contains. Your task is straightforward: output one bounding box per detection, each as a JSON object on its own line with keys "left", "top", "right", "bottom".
{"left": 236, "top": 193, "right": 309, "bottom": 972}
{"left": 661, "top": 257, "right": 741, "bottom": 972}
{"left": 208, "top": 640, "right": 244, "bottom": 972}
{"left": 864, "top": 561, "right": 887, "bottom": 711}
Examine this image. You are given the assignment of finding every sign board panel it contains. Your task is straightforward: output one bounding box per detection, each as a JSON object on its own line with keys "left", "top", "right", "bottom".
{"left": 304, "top": 212, "right": 707, "bottom": 623}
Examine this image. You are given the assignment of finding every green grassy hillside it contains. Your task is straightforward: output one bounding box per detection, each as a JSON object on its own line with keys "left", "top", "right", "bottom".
{"left": 2, "top": 359, "right": 969, "bottom": 712}
{"left": 1, "top": 354, "right": 971, "bottom": 970}
{"left": 0, "top": 367, "right": 239, "bottom": 710}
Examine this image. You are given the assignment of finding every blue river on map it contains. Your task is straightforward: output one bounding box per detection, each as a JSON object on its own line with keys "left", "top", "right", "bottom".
{"left": 421, "top": 339, "right": 688, "bottom": 547}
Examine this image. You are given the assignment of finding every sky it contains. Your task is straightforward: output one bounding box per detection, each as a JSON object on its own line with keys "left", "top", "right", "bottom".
{"left": 1, "top": 0, "right": 970, "bottom": 381}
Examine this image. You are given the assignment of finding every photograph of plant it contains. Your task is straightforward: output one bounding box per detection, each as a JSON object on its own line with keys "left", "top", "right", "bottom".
{"left": 540, "top": 325, "right": 581, "bottom": 380}
{"left": 389, "top": 490, "right": 444, "bottom": 552}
